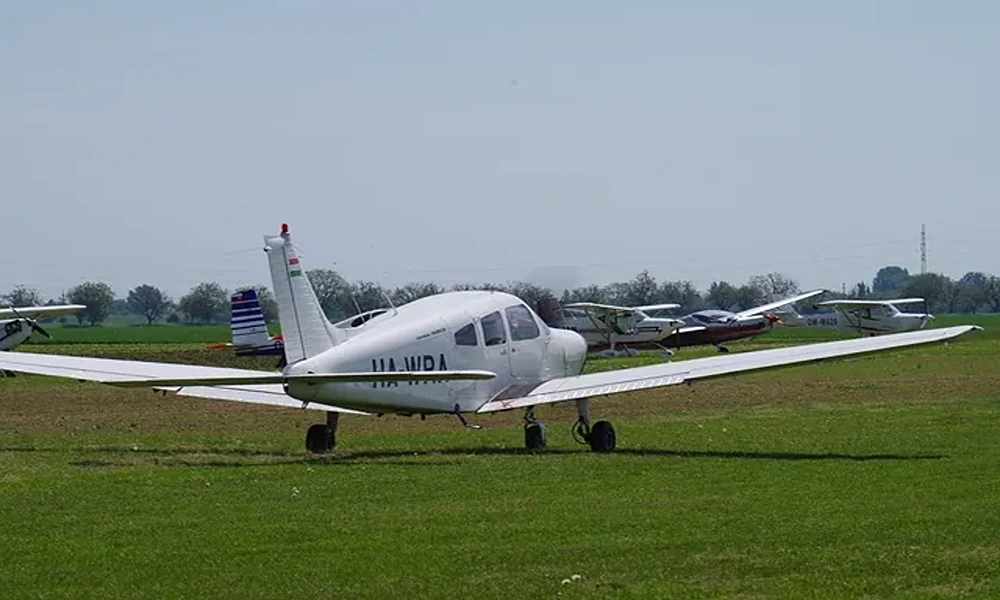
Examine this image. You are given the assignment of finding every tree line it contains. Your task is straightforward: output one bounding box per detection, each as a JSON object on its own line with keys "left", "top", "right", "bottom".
{"left": 3, "top": 265, "right": 999, "bottom": 327}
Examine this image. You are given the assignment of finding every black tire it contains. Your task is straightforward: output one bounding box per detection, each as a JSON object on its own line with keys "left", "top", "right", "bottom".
{"left": 524, "top": 422, "right": 546, "bottom": 450}
{"left": 305, "top": 424, "right": 334, "bottom": 454}
{"left": 588, "top": 420, "right": 616, "bottom": 452}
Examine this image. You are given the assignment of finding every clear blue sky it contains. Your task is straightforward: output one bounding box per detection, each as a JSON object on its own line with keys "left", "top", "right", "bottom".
{"left": 4, "top": 1, "right": 998, "bottom": 300}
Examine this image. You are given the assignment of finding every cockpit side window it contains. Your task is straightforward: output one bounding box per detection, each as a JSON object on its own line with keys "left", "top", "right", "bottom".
{"left": 454, "top": 322, "right": 478, "bottom": 346}
{"left": 481, "top": 311, "right": 507, "bottom": 346}
{"left": 504, "top": 305, "right": 540, "bottom": 341}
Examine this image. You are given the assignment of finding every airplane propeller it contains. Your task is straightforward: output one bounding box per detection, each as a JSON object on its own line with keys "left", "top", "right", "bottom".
{"left": 10, "top": 307, "right": 53, "bottom": 339}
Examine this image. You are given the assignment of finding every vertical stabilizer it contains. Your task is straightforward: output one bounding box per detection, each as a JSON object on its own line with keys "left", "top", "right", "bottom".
{"left": 264, "top": 224, "right": 342, "bottom": 364}
{"left": 230, "top": 289, "right": 271, "bottom": 347}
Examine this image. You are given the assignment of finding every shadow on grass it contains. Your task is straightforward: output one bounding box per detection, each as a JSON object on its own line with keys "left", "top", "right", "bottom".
{"left": 0, "top": 444, "right": 947, "bottom": 468}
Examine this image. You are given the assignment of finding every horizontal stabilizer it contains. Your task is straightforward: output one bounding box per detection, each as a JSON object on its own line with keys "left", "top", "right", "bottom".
{"left": 108, "top": 370, "right": 497, "bottom": 388}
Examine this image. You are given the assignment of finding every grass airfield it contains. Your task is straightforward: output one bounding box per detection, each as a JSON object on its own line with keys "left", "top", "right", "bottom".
{"left": 2, "top": 316, "right": 999, "bottom": 598}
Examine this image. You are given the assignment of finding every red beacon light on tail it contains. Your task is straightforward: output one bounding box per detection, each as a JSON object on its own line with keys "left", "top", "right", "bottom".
{"left": 280, "top": 223, "right": 289, "bottom": 235}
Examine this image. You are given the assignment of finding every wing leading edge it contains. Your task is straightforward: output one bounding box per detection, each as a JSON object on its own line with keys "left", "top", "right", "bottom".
{"left": 477, "top": 325, "right": 981, "bottom": 413}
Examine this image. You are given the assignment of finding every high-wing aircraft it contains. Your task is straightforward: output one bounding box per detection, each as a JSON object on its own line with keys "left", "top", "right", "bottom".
{"left": 775, "top": 298, "right": 933, "bottom": 336}
{"left": 639, "top": 290, "right": 828, "bottom": 353}
{"left": 0, "top": 226, "right": 980, "bottom": 454}
{"left": 550, "top": 301, "right": 685, "bottom": 357}
{"left": 0, "top": 304, "right": 86, "bottom": 351}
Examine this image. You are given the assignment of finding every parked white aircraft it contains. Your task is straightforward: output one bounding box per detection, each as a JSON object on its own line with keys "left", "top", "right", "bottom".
{"left": 557, "top": 302, "right": 685, "bottom": 357}
{"left": 0, "top": 225, "right": 980, "bottom": 453}
{"left": 776, "top": 298, "right": 933, "bottom": 336}
{"left": 0, "top": 304, "right": 86, "bottom": 351}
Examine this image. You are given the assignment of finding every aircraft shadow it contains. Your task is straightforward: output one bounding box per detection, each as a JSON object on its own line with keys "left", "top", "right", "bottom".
{"left": 0, "top": 444, "right": 946, "bottom": 468}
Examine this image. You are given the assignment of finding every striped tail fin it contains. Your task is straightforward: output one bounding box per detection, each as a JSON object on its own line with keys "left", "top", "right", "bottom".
{"left": 264, "top": 224, "right": 343, "bottom": 365}
{"left": 230, "top": 288, "right": 271, "bottom": 347}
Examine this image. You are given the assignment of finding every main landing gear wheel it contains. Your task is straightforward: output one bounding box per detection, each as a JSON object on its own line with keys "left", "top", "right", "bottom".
{"left": 523, "top": 407, "right": 546, "bottom": 450}
{"left": 305, "top": 412, "right": 340, "bottom": 454}
{"left": 588, "top": 420, "right": 616, "bottom": 452}
{"left": 305, "top": 424, "right": 333, "bottom": 453}
{"left": 524, "top": 423, "right": 547, "bottom": 450}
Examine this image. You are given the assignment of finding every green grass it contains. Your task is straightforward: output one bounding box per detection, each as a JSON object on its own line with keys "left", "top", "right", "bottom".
{"left": 0, "top": 316, "right": 997, "bottom": 598}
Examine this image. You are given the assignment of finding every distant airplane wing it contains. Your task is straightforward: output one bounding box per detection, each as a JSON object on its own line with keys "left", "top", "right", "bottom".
{"left": 0, "top": 352, "right": 360, "bottom": 414}
{"left": 633, "top": 303, "right": 681, "bottom": 313}
{"left": 735, "top": 289, "right": 827, "bottom": 318}
{"left": 816, "top": 298, "right": 926, "bottom": 308}
{"left": 477, "top": 325, "right": 981, "bottom": 413}
{"left": 0, "top": 304, "right": 87, "bottom": 320}
{"left": 563, "top": 302, "right": 634, "bottom": 315}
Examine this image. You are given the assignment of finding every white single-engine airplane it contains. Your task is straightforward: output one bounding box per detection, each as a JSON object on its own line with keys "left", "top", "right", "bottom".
{"left": 0, "top": 304, "right": 86, "bottom": 351}
{"left": 554, "top": 301, "right": 685, "bottom": 357}
{"left": 776, "top": 298, "right": 934, "bottom": 336}
{"left": 0, "top": 226, "right": 981, "bottom": 454}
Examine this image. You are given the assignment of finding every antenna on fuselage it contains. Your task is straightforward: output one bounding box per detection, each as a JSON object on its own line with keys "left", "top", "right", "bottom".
{"left": 380, "top": 289, "right": 398, "bottom": 316}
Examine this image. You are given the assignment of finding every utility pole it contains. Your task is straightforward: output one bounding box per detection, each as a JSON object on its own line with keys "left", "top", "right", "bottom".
{"left": 920, "top": 224, "right": 927, "bottom": 274}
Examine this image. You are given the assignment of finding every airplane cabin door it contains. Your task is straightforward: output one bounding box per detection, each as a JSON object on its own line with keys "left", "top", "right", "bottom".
{"left": 504, "top": 305, "right": 545, "bottom": 382}
{"left": 479, "top": 311, "right": 512, "bottom": 392}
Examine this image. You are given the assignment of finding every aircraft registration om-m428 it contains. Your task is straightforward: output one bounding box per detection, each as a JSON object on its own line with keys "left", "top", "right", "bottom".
{"left": 775, "top": 298, "right": 934, "bottom": 336}
{"left": 0, "top": 225, "right": 982, "bottom": 454}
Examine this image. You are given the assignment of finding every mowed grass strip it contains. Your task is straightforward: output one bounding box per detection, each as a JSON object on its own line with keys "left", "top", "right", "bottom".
{"left": 0, "top": 316, "right": 996, "bottom": 598}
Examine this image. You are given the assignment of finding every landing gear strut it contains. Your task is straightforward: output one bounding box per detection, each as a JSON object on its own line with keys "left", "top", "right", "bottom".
{"left": 714, "top": 344, "right": 730, "bottom": 354}
{"left": 524, "top": 407, "right": 546, "bottom": 450}
{"left": 571, "top": 399, "right": 617, "bottom": 452}
{"left": 305, "top": 411, "right": 339, "bottom": 454}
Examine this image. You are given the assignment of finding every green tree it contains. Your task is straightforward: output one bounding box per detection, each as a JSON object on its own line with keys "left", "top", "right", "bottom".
{"left": 2, "top": 285, "right": 42, "bottom": 307}
{"left": 127, "top": 284, "right": 172, "bottom": 324}
{"left": 391, "top": 282, "right": 444, "bottom": 306}
{"left": 707, "top": 281, "right": 740, "bottom": 311}
{"left": 900, "top": 273, "right": 952, "bottom": 313}
{"left": 985, "top": 276, "right": 1000, "bottom": 313}
{"left": 748, "top": 272, "right": 799, "bottom": 303}
{"left": 955, "top": 272, "right": 989, "bottom": 313}
{"left": 623, "top": 270, "right": 659, "bottom": 306}
{"left": 658, "top": 281, "right": 703, "bottom": 312}
{"left": 178, "top": 282, "right": 228, "bottom": 324}
{"left": 560, "top": 284, "right": 607, "bottom": 304}
{"left": 872, "top": 266, "right": 910, "bottom": 296}
{"left": 67, "top": 281, "right": 115, "bottom": 326}
{"left": 306, "top": 269, "right": 351, "bottom": 320}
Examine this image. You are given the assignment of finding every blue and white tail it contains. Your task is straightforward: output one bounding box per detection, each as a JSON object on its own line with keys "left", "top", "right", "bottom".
{"left": 230, "top": 288, "right": 271, "bottom": 347}
{"left": 264, "top": 224, "right": 344, "bottom": 365}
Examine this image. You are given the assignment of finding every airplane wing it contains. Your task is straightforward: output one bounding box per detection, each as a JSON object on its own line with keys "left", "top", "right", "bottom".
{"left": 0, "top": 352, "right": 490, "bottom": 413}
{"left": 477, "top": 325, "right": 980, "bottom": 413}
{"left": 563, "top": 302, "right": 634, "bottom": 315}
{"left": 735, "top": 289, "right": 827, "bottom": 318}
{"left": 633, "top": 303, "right": 681, "bottom": 313}
{"left": 816, "top": 298, "right": 926, "bottom": 308}
{"left": 0, "top": 304, "right": 87, "bottom": 320}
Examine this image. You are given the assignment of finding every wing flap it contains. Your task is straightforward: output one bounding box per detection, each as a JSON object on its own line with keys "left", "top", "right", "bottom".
{"left": 477, "top": 325, "right": 981, "bottom": 413}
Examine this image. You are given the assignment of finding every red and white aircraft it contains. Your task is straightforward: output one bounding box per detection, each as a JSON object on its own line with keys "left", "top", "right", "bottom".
{"left": 0, "top": 225, "right": 980, "bottom": 453}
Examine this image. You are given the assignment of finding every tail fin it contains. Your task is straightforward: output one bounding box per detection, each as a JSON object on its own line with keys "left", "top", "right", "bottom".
{"left": 230, "top": 289, "right": 271, "bottom": 347}
{"left": 264, "top": 224, "right": 343, "bottom": 365}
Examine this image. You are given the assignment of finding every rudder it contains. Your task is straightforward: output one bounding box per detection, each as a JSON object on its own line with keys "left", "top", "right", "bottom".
{"left": 264, "top": 224, "right": 342, "bottom": 365}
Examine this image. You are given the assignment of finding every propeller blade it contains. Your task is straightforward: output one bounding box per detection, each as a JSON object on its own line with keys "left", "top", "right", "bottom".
{"left": 31, "top": 321, "right": 52, "bottom": 338}
{"left": 9, "top": 306, "right": 54, "bottom": 339}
